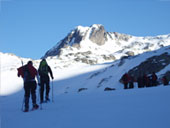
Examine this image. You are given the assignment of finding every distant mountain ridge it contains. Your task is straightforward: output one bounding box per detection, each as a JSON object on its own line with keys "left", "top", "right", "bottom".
{"left": 43, "top": 24, "right": 170, "bottom": 65}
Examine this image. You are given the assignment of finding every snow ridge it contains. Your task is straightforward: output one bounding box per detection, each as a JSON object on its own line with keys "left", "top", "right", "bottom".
{"left": 43, "top": 24, "right": 170, "bottom": 66}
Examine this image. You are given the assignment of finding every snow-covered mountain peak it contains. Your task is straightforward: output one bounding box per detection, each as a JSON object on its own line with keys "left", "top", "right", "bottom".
{"left": 42, "top": 24, "right": 107, "bottom": 58}
{"left": 43, "top": 24, "right": 113, "bottom": 58}
{"left": 75, "top": 25, "right": 89, "bottom": 33}
{"left": 90, "top": 24, "right": 103, "bottom": 28}
{"left": 75, "top": 24, "right": 104, "bottom": 33}
{"left": 43, "top": 24, "right": 170, "bottom": 66}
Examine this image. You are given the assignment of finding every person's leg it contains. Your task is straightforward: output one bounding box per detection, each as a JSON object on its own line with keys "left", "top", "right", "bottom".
{"left": 40, "top": 81, "right": 45, "bottom": 103}
{"left": 24, "top": 82, "right": 31, "bottom": 111}
{"left": 45, "top": 80, "right": 50, "bottom": 101}
{"left": 30, "top": 81, "right": 38, "bottom": 108}
{"left": 124, "top": 83, "right": 128, "bottom": 89}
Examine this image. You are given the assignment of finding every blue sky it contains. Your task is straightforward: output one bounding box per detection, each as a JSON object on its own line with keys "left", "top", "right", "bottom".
{"left": 0, "top": 0, "right": 170, "bottom": 59}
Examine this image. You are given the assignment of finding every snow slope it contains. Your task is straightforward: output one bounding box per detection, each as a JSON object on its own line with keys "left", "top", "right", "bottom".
{"left": 1, "top": 84, "right": 170, "bottom": 128}
{"left": 1, "top": 45, "right": 170, "bottom": 128}
{"left": 0, "top": 52, "right": 38, "bottom": 95}
{"left": 1, "top": 45, "right": 170, "bottom": 95}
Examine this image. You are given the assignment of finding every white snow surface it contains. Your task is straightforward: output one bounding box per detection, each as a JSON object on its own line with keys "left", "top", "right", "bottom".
{"left": 1, "top": 35, "right": 170, "bottom": 128}
{"left": 1, "top": 86, "right": 170, "bottom": 128}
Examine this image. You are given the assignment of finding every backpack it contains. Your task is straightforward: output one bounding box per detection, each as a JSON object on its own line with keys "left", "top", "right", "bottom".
{"left": 40, "top": 65, "right": 48, "bottom": 76}
{"left": 23, "top": 66, "right": 32, "bottom": 82}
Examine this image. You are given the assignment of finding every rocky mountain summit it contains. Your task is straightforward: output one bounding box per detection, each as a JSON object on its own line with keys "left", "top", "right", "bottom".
{"left": 43, "top": 24, "right": 109, "bottom": 58}
{"left": 43, "top": 24, "right": 170, "bottom": 66}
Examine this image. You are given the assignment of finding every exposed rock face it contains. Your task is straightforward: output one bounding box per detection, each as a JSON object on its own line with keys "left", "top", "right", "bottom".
{"left": 125, "top": 51, "right": 135, "bottom": 56}
{"left": 113, "top": 32, "right": 132, "bottom": 41}
{"left": 128, "top": 52, "right": 170, "bottom": 78}
{"left": 74, "top": 57, "right": 98, "bottom": 65}
{"left": 78, "top": 88, "right": 88, "bottom": 92}
{"left": 104, "top": 87, "right": 116, "bottom": 91}
{"left": 89, "top": 25, "right": 107, "bottom": 45}
{"left": 43, "top": 28, "right": 86, "bottom": 58}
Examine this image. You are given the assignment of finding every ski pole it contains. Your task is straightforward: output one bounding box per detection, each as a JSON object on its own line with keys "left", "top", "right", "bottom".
{"left": 39, "top": 87, "right": 43, "bottom": 110}
{"left": 21, "top": 96, "right": 25, "bottom": 111}
{"left": 21, "top": 60, "right": 23, "bottom": 66}
{"left": 52, "top": 80, "right": 54, "bottom": 102}
{"left": 20, "top": 59, "right": 25, "bottom": 111}
{"left": 37, "top": 86, "right": 40, "bottom": 102}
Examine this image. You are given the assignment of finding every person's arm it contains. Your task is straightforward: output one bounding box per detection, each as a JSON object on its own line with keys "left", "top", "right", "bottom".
{"left": 17, "top": 66, "right": 24, "bottom": 78}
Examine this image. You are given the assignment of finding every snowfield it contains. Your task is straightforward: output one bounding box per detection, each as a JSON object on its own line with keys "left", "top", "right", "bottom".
{"left": 1, "top": 30, "right": 170, "bottom": 128}
{"left": 1, "top": 84, "right": 170, "bottom": 128}
{"left": 1, "top": 54, "right": 170, "bottom": 128}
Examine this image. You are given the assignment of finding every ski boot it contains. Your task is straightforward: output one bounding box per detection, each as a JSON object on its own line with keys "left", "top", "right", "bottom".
{"left": 23, "top": 107, "right": 29, "bottom": 112}
{"left": 32, "top": 104, "right": 39, "bottom": 111}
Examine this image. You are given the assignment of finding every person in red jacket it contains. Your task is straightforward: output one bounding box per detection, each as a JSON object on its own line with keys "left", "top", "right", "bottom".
{"left": 143, "top": 74, "right": 150, "bottom": 87}
{"left": 129, "top": 75, "right": 134, "bottom": 89}
{"left": 17, "top": 61, "right": 40, "bottom": 112}
{"left": 151, "top": 72, "right": 158, "bottom": 86}
{"left": 162, "top": 76, "right": 169, "bottom": 86}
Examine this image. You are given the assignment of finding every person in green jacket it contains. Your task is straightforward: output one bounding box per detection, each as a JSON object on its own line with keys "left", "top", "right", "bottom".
{"left": 38, "top": 59, "right": 54, "bottom": 103}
